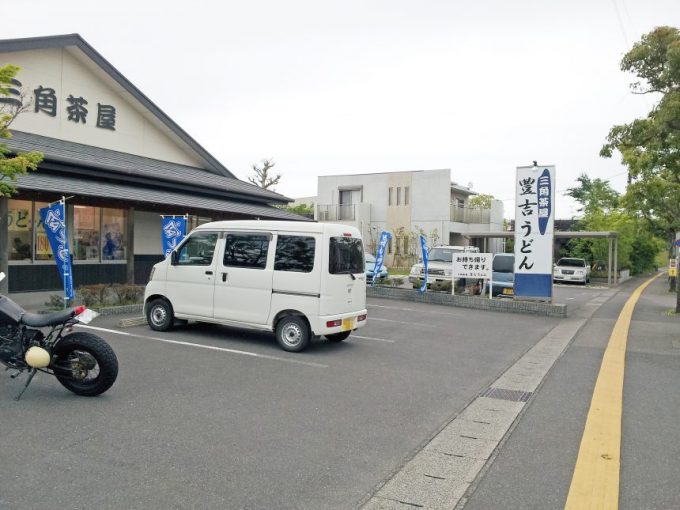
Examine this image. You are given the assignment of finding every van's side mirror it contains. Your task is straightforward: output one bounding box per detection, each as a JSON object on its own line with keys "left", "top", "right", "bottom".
{"left": 170, "top": 251, "right": 179, "bottom": 266}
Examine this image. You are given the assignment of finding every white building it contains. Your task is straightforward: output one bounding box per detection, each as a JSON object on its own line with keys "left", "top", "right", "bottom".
{"left": 313, "top": 169, "right": 504, "bottom": 266}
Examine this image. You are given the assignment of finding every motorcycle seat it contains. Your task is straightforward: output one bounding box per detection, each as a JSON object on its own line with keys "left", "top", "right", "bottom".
{"left": 21, "top": 309, "right": 75, "bottom": 328}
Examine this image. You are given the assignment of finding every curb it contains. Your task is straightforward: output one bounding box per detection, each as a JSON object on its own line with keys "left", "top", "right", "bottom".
{"left": 367, "top": 286, "right": 567, "bottom": 318}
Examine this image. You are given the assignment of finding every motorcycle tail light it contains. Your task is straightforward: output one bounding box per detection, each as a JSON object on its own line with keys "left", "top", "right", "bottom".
{"left": 74, "top": 305, "right": 87, "bottom": 315}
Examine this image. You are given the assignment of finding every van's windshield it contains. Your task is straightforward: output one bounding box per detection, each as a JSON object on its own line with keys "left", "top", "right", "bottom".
{"left": 329, "top": 237, "right": 364, "bottom": 274}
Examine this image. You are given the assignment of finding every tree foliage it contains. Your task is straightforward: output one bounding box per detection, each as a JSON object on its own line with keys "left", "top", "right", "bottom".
{"left": 563, "top": 174, "right": 662, "bottom": 274}
{"left": 565, "top": 173, "right": 620, "bottom": 214}
{"left": 0, "top": 64, "right": 43, "bottom": 196}
{"left": 248, "top": 158, "right": 281, "bottom": 190}
{"left": 468, "top": 193, "right": 494, "bottom": 209}
{"left": 600, "top": 26, "right": 680, "bottom": 242}
{"left": 285, "top": 202, "right": 314, "bottom": 216}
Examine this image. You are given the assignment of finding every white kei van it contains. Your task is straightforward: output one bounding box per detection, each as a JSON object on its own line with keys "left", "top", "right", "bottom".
{"left": 143, "top": 220, "right": 367, "bottom": 352}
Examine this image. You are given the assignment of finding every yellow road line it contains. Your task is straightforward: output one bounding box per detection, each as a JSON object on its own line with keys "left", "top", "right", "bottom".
{"left": 565, "top": 273, "right": 662, "bottom": 509}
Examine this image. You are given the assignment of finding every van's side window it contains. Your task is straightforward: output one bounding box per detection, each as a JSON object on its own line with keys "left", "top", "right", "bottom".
{"left": 274, "top": 236, "right": 315, "bottom": 273}
{"left": 224, "top": 234, "right": 269, "bottom": 269}
{"left": 329, "top": 237, "right": 363, "bottom": 274}
{"left": 177, "top": 232, "right": 218, "bottom": 266}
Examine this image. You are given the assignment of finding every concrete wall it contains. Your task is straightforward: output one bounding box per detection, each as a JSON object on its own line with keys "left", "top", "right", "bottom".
{"left": 4, "top": 47, "right": 203, "bottom": 167}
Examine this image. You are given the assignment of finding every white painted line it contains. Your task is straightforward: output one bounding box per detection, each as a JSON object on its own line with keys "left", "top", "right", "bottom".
{"left": 352, "top": 335, "right": 396, "bottom": 343}
{"left": 76, "top": 325, "right": 328, "bottom": 368}
{"left": 369, "top": 317, "right": 436, "bottom": 327}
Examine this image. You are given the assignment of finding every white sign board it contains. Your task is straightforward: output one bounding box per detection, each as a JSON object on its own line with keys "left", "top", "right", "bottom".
{"left": 453, "top": 253, "right": 492, "bottom": 279}
{"left": 514, "top": 165, "right": 555, "bottom": 300}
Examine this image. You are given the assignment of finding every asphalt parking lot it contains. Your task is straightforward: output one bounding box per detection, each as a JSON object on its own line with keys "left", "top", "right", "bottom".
{"left": 0, "top": 289, "right": 606, "bottom": 509}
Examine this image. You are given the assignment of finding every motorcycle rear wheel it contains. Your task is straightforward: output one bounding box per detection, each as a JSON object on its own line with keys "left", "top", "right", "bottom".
{"left": 52, "top": 332, "right": 118, "bottom": 396}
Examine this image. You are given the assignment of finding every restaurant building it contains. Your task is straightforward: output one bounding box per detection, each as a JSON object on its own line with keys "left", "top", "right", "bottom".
{"left": 0, "top": 34, "right": 304, "bottom": 294}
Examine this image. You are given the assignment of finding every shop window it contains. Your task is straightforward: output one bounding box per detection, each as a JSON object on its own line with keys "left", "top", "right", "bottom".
{"left": 8, "top": 199, "right": 33, "bottom": 261}
{"left": 34, "top": 201, "right": 53, "bottom": 261}
{"left": 72, "top": 206, "right": 101, "bottom": 261}
{"left": 102, "top": 208, "right": 127, "bottom": 260}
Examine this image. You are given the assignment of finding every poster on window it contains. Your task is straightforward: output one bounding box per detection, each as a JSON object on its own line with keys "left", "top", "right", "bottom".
{"left": 513, "top": 165, "right": 555, "bottom": 300}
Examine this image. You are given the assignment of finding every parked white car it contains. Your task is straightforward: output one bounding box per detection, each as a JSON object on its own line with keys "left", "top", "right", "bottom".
{"left": 553, "top": 257, "right": 591, "bottom": 285}
{"left": 408, "top": 245, "right": 480, "bottom": 289}
{"left": 144, "top": 221, "right": 367, "bottom": 352}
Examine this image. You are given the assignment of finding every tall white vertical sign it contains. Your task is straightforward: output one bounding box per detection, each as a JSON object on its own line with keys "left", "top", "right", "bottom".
{"left": 514, "top": 165, "right": 555, "bottom": 301}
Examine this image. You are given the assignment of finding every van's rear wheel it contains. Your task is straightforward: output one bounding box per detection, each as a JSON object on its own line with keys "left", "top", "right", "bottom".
{"left": 325, "top": 331, "right": 351, "bottom": 342}
{"left": 275, "top": 316, "right": 310, "bottom": 352}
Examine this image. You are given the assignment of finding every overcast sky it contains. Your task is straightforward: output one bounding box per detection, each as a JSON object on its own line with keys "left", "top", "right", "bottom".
{"left": 4, "top": 0, "right": 680, "bottom": 218}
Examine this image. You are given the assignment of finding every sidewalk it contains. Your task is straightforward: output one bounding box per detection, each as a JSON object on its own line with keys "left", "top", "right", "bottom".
{"left": 461, "top": 274, "right": 680, "bottom": 509}
{"left": 6, "top": 290, "right": 58, "bottom": 312}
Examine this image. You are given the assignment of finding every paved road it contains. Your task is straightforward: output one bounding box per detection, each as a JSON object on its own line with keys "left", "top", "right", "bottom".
{"left": 1, "top": 281, "right": 663, "bottom": 509}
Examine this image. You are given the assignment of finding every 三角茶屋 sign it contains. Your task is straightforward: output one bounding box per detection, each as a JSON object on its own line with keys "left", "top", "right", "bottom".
{"left": 514, "top": 165, "right": 555, "bottom": 300}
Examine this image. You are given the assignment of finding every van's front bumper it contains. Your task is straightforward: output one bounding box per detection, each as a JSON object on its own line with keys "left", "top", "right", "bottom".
{"left": 313, "top": 310, "right": 368, "bottom": 336}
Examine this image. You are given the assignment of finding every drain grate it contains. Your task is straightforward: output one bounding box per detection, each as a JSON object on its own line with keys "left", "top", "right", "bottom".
{"left": 479, "top": 387, "right": 533, "bottom": 402}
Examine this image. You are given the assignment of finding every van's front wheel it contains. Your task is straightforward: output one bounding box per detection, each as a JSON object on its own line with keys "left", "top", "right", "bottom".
{"left": 275, "top": 316, "right": 310, "bottom": 352}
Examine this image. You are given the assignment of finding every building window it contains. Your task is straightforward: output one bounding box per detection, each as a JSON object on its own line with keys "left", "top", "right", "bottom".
{"left": 8, "top": 199, "right": 33, "bottom": 261}
{"left": 396, "top": 187, "right": 401, "bottom": 206}
{"left": 403, "top": 236, "right": 409, "bottom": 255}
{"left": 405, "top": 186, "right": 410, "bottom": 205}
{"left": 388, "top": 187, "right": 393, "bottom": 206}
{"left": 457, "top": 198, "right": 465, "bottom": 208}
{"left": 73, "top": 206, "right": 101, "bottom": 261}
{"left": 102, "top": 208, "right": 127, "bottom": 260}
{"left": 34, "top": 201, "right": 53, "bottom": 261}
{"left": 275, "top": 235, "right": 315, "bottom": 273}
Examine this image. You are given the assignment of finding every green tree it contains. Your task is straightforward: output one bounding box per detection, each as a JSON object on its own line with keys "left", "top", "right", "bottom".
{"left": 563, "top": 174, "right": 662, "bottom": 275}
{"left": 0, "top": 64, "right": 43, "bottom": 196}
{"left": 468, "top": 193, "right": 493, "bottom": 209}
{"left": 599, "top": 29, "right": 679, "bottom": 237}
{"left": 285, "top": 202, "right": 314, "bottom": 217}
{"left": 248, "top": 158, "right": 281, "bottom": 190}
{"left": 599, "top": 26, "right": 680, "bottom": 306}
{"left": 565, "top": 174, "right": 620, "bottom": 214}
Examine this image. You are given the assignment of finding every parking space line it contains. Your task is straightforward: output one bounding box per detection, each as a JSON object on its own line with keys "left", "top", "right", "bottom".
{"left": 352, "top": 335, "right": 395, "bottom": 343}
{"left": 369, "top": 317, "right": 436, "bottom": 327}
{"left": 76, "top": 325, "right": 328, "bottom": 368}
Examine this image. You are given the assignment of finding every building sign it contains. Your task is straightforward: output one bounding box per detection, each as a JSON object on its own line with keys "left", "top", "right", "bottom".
{"left": 514, "top": 165, "right": 555, "bottom": 300}
{"left": 670, "top": 258, "right": 677, "bottom": 278}
{"left": 453, "top": 253, "right": 492, "bottom": 279}
{"left": 15, "top": 80, "right": 118, "bottom": 130}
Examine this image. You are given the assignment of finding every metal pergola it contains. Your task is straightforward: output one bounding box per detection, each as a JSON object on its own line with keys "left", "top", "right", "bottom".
{"left": 464, "top": 231, "right": 620, "bottom": 286}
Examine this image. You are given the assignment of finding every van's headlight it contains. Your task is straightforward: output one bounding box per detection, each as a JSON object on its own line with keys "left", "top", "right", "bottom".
{"left": 410, "top": 266, "right": 420, "bottom": 275}
{"left": 575, "top": 270, "right": 584, "bottom": 276}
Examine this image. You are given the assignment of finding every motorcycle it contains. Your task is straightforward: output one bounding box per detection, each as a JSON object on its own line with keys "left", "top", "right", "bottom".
{"left": 0, "top": 273, "right": 118, "bottom": 400}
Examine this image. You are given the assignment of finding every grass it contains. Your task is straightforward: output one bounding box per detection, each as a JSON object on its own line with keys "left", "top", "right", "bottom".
{"left": 388, "top": 267, "right": 412, "bottom": 276}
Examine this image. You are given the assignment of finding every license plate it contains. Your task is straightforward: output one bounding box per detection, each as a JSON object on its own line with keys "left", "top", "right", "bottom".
{"left": 502, "top": 288, "right": 513, "bottom": 295}
{"left": 342, "top": 318, "right": 355, "bottom": 331}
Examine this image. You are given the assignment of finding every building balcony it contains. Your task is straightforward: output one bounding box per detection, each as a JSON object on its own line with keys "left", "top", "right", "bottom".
{"left": 450, "top": 205, "right": 491, "bottom": 224}
{"left": 317, "top": 203, "right": 370, "bottom": 222}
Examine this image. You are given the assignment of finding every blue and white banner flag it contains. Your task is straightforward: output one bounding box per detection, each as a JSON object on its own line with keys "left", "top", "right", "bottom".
{"left": 161, "top": 216, "right": 187, "bottom": 258}
{"left": 39, "top": 201, "right": 74, "bottom": 301}
{"left": 419, "top": 234, "right": 429, "bottom": 294}
{"left": 371, "top": 230, "right": 391, "bottom": 287}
